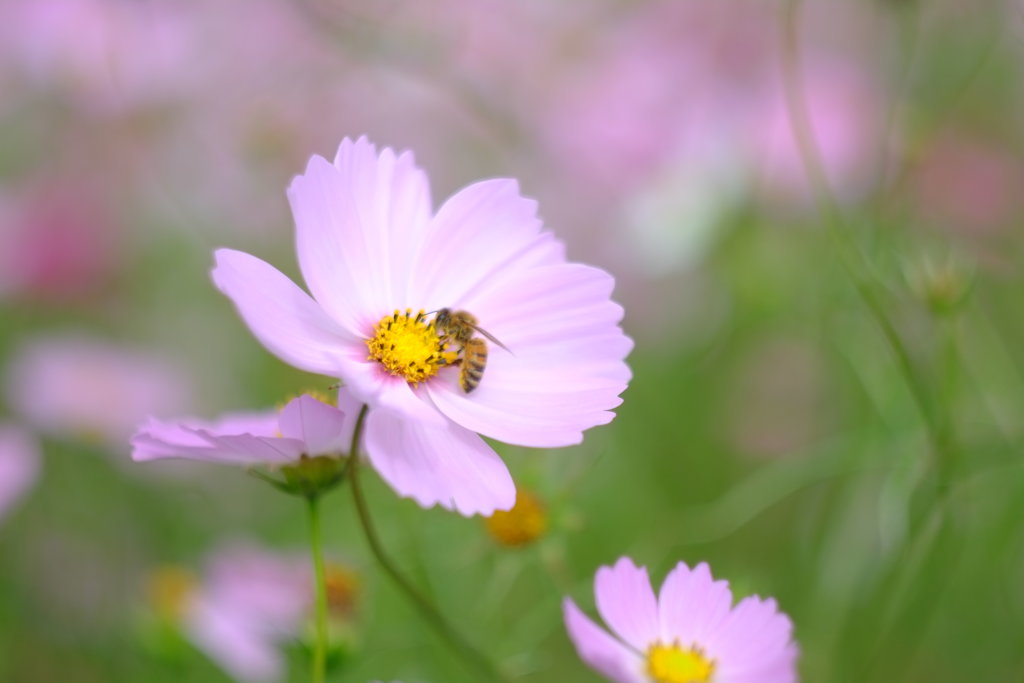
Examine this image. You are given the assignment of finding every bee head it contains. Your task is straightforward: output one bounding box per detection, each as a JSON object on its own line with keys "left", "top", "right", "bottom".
{"left": 434, "top": 308, "right": 452, "bottom": 329}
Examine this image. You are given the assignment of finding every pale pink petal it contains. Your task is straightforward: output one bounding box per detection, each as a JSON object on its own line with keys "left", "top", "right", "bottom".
{"left": 464, "top": 262, "right": 629, "bottom": 353}
{"left": 707, "top": 595, "right": 797, "bottom": 682}
{"left": 716, "top": 644, "right": 799, "bottom": 683}
{"left": 192, "top": 433, "right": 302, "bottom": 465}
{"left": 374, "top": 376, "right": 450, "bottom": 427}
{"left": 428, "top": 262, "right": 631, "bottom": 447}
{"left": 410, "top": 179, "right": 544, "bottom": 308}
{"left": 0, "top": 423, "right": 40, "bottom": 521}
{"left": 211, "top": 248, "right": 359, "bottom": 377}
{"left": 289, "top": 138, "right": 432, "bottom": 332}
{"left": 362, "top": 408, "right": 514, "bottom": 516}
{"left": 563, "top": 599, "right": 645, "bottom": 683}
{"left": 173, "top": 411, "right": 282, "bottom": 441}
{"left": 658, "top": 561, "right": 733, "bottom": 646}
{"left": 277, "top": 395, "right": 347, "bottom": 456}
{"left": 203, "top": 542, "right": 311, "bottom": 631}
{"left": 594, "top": 557, "right": 660, "bottom": 651}
{"left": 131, "top": 417, "right": 303, "bottom": 465}
{"left": 187, "top": 594, "right": 284, "bottom": 683}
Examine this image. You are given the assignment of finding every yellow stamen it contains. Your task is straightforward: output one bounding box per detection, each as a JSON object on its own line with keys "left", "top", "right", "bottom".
{"left": 646, "top": 641, "right": 715, "bottom": 683}
{"left": 366, "top": 309, "right": 456, "bottom": 384}
{"left": 484, "top": 489, "right": 548, "bottom": 547}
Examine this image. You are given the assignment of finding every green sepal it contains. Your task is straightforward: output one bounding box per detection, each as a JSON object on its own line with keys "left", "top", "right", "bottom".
{"left": 249, "top": 454, "right": 347, "bottom": 499}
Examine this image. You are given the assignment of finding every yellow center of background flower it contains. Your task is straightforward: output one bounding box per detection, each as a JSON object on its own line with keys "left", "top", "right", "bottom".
{"left": 646, "top": 641, "right": 715, "bottom": 683}
{"left": 146, "top": 566, "right": 196, "bottom": 622}
{"left": 366, "top": 309, "right": 457, "bottom": 384}
{"left": 324, "top": 563, "right": 360, "bottom": 618}
{"left": 484, "top": 489, "right": 548, "bottom": 547}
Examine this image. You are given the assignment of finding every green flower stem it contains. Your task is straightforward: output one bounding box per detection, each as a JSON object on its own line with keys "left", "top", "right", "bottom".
{"left": 344, "top": 404, "right": 511, "bottom": 683}
{"left": 307, "top": 495, "right": 328, "bottom": 683}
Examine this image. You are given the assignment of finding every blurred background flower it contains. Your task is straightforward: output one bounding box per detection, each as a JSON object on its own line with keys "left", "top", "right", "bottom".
{"left": 0, "top": 422, "right": 40, "bottom": 522}
{"left": 5, "top": 334, "right": 193, "bottom": 448}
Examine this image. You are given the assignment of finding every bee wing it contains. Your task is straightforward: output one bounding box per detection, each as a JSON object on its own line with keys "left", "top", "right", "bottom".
{"left": 473, "top": 325, "right": 513, "bottom": 355}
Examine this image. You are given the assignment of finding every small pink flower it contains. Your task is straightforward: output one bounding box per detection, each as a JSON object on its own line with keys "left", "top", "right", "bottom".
{"left": 563, "top": 557, "right": 798, "bottom": 683}
{"left": 185, "top": 542, "right": 311, "bottom": 683}
{"left": 131, "top": 394, "right": 349, "bottom": 467}
{"left": 0, "top": 422, "right": 40, "bottom": 522}
{"left": 212, "top": 137, "right": 631, "bottom": 516}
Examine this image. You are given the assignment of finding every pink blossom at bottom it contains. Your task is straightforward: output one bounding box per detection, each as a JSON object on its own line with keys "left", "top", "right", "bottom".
{"left": 564, "top": 557, "right": 798, "bottom": 683}
{"left": 0, "top": 422, "right": 40, "bottom": 522}
{"left": 183, "top": 543, "right": 311, "bottom": 683}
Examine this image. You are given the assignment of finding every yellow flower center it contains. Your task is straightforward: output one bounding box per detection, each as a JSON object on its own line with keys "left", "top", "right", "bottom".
{"left": 366, "top": 309, "right": 456, "bottom": 384}
{"left": 146, "top": 566, "right": 196, "bottom": 622}
{"left": 646, "top": 641, "right": 715, "bottom": 683}
{"left": 484, "top": 489, "right": 548, "bottom": 547}
{"left": 323, "top": 563, "right": 360, "bottom": 618}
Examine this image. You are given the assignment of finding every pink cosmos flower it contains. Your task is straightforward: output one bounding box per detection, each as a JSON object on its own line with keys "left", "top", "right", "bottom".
{"left": 563, "top": 557, "right": 798, "bottom": 683}
{"left": 211, "top": 137, "right": 631, "bottom": 516}
{"left": 131, "top": 394, "right": 350, "bottom": 467}
{"left": 0, "top": 422, "right": 40, "bottom": 522}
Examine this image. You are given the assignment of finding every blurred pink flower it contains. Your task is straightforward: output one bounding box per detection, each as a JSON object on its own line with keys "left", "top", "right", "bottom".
{"left": 212, "top": 137, "right": 631, "bottom": 516}
{"left": 5, "top": 335, "right": 193, "bottom": 446}
{"left": 0, "top": 180, "right": 118, "bottom": 301}
{"left": 1, "top": 0, "right": 192, "bottom": 113}
{"left": 132, "top": 394, "right": 349, "bottom": 467}
{"left": 0, "top": 422, "right": 40, "bottom": 522}
{"left": 912, "top": 134, "right": 1024, "bottom": 238}
{"left": 537, "top": 1, "right": 772, "bottom": 199}
{"left": 749, "top": 59, "right": 883, "bottom": 205}
{"left": 564, "top": 557, "right": 798, "bottom": 683}
{"left": 185, "top": 542, "right": 311, "bottom": 683}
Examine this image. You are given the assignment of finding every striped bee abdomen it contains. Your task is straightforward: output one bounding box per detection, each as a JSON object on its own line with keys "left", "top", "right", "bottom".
{"left": 459, "top": 337, "right": 489, "bottom": 393}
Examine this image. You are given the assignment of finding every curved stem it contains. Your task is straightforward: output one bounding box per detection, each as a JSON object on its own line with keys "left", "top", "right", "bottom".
{"left": 306, "top": 495, "right": 328, "bottom": 683}
{"left": 343, "top": 405, "right": 510, "bottom": 682}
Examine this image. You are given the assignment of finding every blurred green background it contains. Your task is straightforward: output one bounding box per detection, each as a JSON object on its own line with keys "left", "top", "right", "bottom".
{"left": 1, "top": 0, "right": 1023, "bottom": 681}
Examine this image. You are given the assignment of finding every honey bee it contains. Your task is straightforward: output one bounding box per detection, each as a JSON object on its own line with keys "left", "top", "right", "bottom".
{"left": 433, "top": 308, "right": 511, "bottom": 393}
